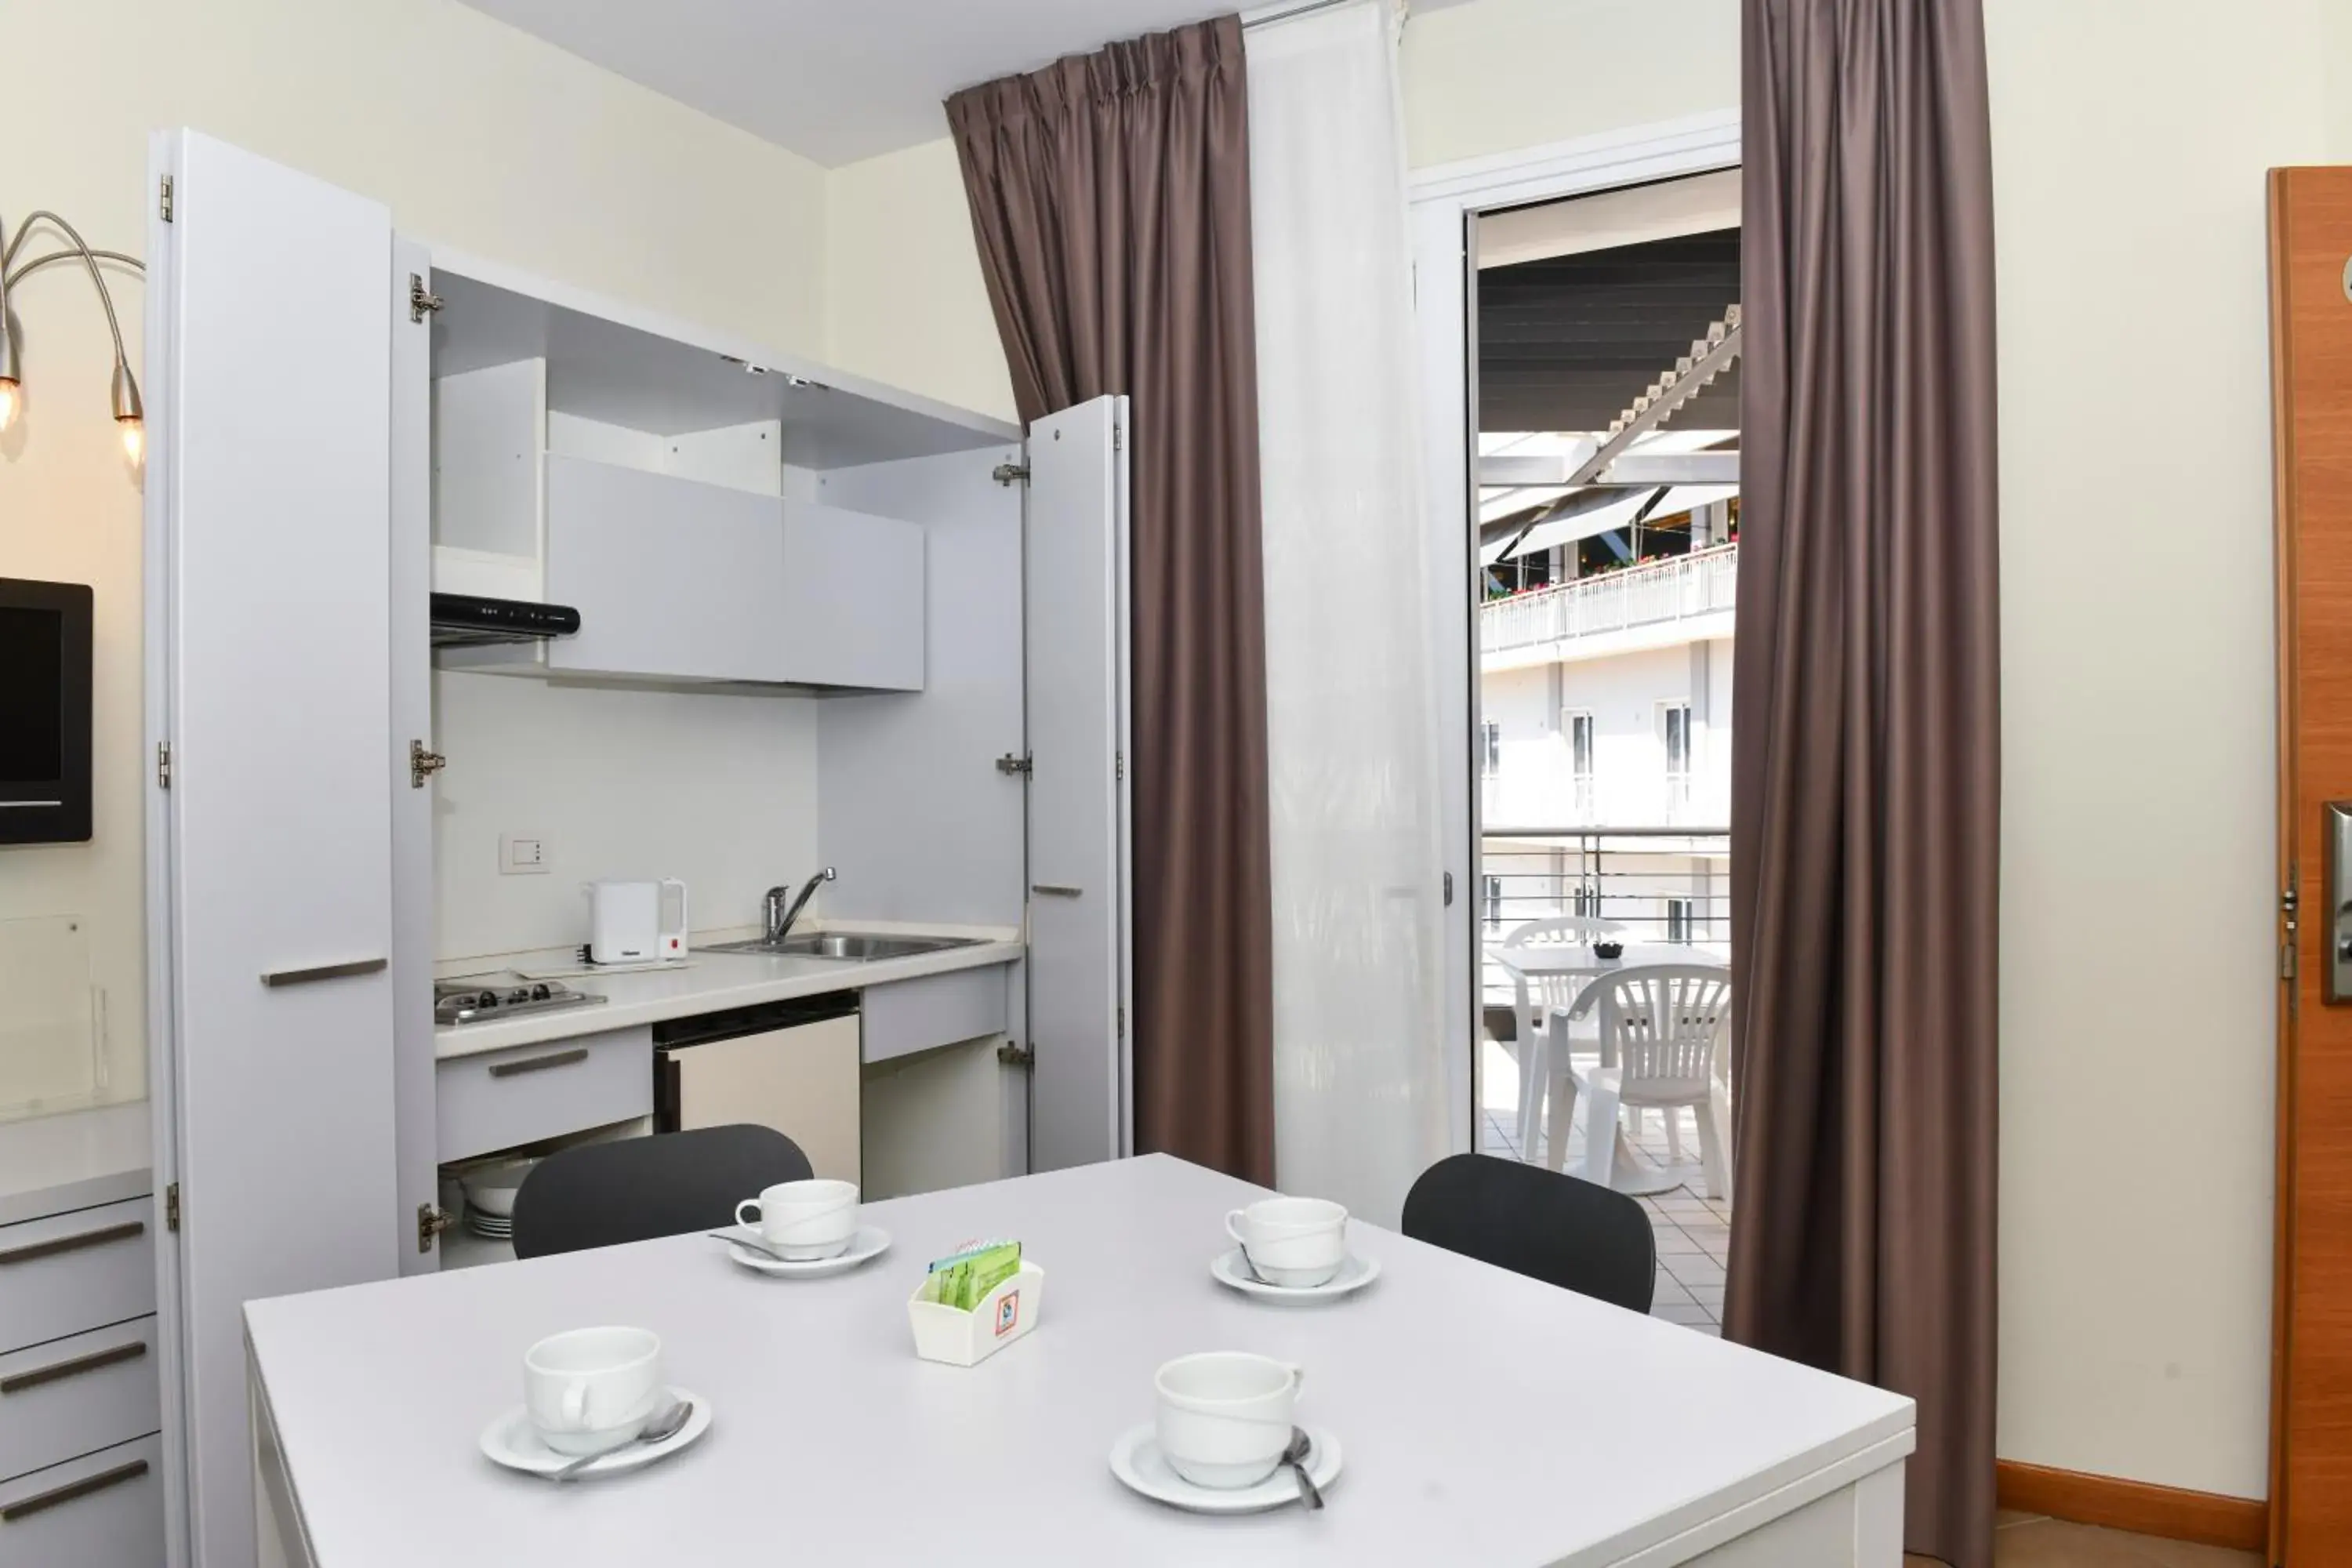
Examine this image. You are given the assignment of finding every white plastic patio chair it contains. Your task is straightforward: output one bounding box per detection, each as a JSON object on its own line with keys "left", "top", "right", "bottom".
{"left": 1498, "top": 916, "right": 1626, "bottom": 1153}
{"left": 1545, "top": 964, "right": 1733, "bottom": 1201}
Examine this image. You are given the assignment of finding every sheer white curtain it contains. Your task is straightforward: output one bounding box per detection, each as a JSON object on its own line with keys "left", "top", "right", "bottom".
{"left": 1247, "top": 0, "right": 1452, "bottom": 1226}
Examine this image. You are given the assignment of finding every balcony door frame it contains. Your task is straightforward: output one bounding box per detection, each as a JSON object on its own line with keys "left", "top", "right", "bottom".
{"left": 1409, "top": 111, "right": 1741, "bottom": 1152}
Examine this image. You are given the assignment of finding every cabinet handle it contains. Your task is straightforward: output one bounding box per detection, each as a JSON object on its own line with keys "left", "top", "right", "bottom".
{"left": 1, "top": 1458, "right": 149, "bottom": 1522}
{"left": 1, "top": 1340, "right": 147, "bottom": 1395}
{"left": 0, "top": 1220, "right": 145, "bottom": 1267}
{"left": 1031, "top": 884, "right": 1083, "bottom": 898}
{"left": 488, "top": 1047, "right": 589, "bottom": 1078}
{"left": 260, "top": 957, "right": 387, "bottom": 988}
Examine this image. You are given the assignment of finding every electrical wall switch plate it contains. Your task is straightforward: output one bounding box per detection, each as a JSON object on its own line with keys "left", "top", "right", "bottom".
{"left": 499, "top": 833, "right": 548, "bottom": 876}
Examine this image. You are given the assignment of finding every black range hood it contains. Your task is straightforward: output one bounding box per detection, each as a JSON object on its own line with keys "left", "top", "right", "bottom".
{"left": 429, "top": 592, "right": 581, "bottom": 649}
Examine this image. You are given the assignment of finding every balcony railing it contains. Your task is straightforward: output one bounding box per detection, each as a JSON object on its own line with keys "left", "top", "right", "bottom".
{"left": 1482, "top": 544, "right": 1738, "bottom": 658}
{"left": 1477, "top": 826, "right": 1732, "bottom": 1008}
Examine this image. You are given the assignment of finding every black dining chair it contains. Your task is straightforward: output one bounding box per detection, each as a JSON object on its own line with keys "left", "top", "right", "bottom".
{"left": 509, "top": 1124, "right": 814, "bottom": 1259}
{"left": 1399, "top": 1152, "right": 1657, "bottom": 1313}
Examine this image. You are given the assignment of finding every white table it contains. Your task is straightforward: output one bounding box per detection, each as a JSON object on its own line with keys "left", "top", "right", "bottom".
{"left": 1488, "top": 943, "right": 1719, "bottom": 1191}
{"left": 246, "top": 1156, "right": 1910, "bottom": 1568}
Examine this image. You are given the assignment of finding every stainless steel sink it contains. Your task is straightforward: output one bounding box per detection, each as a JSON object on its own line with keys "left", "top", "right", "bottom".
{"left": 703, "top": 931, "right": 985, "bottom": 961}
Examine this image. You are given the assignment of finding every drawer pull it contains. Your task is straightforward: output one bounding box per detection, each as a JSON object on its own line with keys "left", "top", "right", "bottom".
{"left": 0, "top": 1220, "right": 145, "bottom": 1267}
{"left": 260, "top": 956, "right": 387, "bottom": 988}
{"left": 488, "top": 1047, "right": 589, "bottom": 1079}
{"left": 1031, "top": 884, "right": 1083, "bottom": 898}
{"left": 1, "top": 1457, "right": 149, "bottom": 1523}
{"left": 1, "top": 1340, "right": 147, "bottom": 1395}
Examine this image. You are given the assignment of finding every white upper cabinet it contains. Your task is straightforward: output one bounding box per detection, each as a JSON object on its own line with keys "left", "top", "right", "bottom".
{"left": 543, "top": 454, "right": 787, "bottom": 683}
{"left": 780, "top": 500, "right": 925, "bottom": 691}
{"left": 419, "top": 263, "right": 1012, "bottom": 694}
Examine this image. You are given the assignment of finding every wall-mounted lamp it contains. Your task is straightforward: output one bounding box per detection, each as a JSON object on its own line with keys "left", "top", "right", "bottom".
{"left": 0, "top": 211, "right": 145, "bottom": 463}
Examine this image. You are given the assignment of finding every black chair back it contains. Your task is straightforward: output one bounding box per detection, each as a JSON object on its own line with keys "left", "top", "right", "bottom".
{"left": 1400, "top": 1152, "right": 1657, "bottom": 1312}
{"left": 509, "top": 1124, "right": 814, "bottom": 1259}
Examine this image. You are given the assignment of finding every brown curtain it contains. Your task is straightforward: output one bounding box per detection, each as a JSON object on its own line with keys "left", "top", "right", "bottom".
{"left": 1725, "top": 2, "right": 2001, "bottom": 1566}
{"left": 947, "top": 16, "right": 1276, "bottom": 1183}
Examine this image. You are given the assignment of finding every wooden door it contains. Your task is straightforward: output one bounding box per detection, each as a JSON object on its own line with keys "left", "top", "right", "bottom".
{"left": 145, "top": 129, "right": 397, "bottom": 1568}
{"left": 2270, "top": 165, "right": 2352, "bottom": 1564}
{"left": 1022, "top": 395, "right": 1133, "bottom": 1171}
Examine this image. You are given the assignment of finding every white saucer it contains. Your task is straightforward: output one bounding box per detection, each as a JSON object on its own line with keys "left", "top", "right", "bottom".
{"left": 1109, "top": 1422, "right": 1342, "bottom": 1514}
{"left": 1210, "top": 1248, "right": 1381, "bottom": 1305}
{"left": 479, "top": 1388, "right": 710, "bottom": 1479}
{"left": 718, "top": 1224, "right": 891, "bottom": 1278}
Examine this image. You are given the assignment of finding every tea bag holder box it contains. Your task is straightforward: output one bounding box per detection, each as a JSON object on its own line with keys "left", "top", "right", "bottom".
{"left": 908, "top": 1261, "right": 1047, "bottom": 1367}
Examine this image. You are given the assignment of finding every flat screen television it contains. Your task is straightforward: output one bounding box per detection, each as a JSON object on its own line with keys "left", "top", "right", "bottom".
{"left": 0, "top": 578, "right": 93, "bottom": 844}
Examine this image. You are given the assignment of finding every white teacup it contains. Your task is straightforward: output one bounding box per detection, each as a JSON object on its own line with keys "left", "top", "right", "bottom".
{"left": 735, "top": 1178, "right": 859, "bottom": 1261}
{"left": 1225, "top": 1196, "right": 1348, "bottom": 1288}
{"left": 1154, "top": 1352, "right": 1305, "bottom": 1490}
{"left": 523, "top": 1326, "right": 662, "bottom": 1457}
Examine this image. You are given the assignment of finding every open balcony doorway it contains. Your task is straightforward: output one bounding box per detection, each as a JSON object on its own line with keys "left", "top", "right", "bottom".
{"left": 1465, "top": 168, "right": 1741, "bottom": 1335}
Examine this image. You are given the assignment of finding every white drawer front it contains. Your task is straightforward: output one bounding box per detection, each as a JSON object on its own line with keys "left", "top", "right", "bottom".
{"left": 0, "top": 1200, "right": 155, "bottom": 1356}
{"left": 0, "top": 1433, "right": 163, "bottom": 1568}
{"left": 437, "top": 1026, "right": 652, "bottom": 1163}
{"left": 862, "top": 967, "right": 1008, "bottom": 1065}
{"left": 0, "top": 1317, "right": 161, "bottom": 1485}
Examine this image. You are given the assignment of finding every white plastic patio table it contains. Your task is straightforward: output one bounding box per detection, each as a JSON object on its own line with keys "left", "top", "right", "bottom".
{"left": 245, "top": 1154, "right": 1911, "bottom": 1567}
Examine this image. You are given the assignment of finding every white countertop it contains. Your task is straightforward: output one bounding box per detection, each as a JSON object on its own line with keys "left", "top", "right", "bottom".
{"left": 434, "top": 925, "right": 1023, "bottom": 1061}
{"left": 246, "top": 1155, "right": 1913, "bottom": 1568}
{"left": 0, "top": 1100, "right": 153, "bottom": 1226}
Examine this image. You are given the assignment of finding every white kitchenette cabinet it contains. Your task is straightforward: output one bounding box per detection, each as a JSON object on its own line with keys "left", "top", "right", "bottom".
{"left": 143, "top": 129, "right": 1134, "bottom": 1568}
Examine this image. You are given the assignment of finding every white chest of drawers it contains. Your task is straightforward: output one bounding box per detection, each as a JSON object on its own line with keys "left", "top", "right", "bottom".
{"left": 0, "top": 1161, "right": 163, "bottom": 1568}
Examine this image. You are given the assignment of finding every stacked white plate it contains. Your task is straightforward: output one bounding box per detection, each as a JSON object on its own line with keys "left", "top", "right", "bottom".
{"left": 460, "top": 1160, "right": 533, "bottom": 1240}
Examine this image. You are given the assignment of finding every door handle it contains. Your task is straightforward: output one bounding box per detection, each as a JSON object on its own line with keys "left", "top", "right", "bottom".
{"left": 260, "top": 957, "right": 387, "bottom": 988}
{"left": 0, "top": 1220, "right": 145, "bottom": 1267}
{"left": 1031, "top": 884, "right": 1083, "bottom": 898}
{"left": 1, "top": 1338, "right": 147, "bottom": 1395}
{"left": 1, "top": 1458, "right": 149, "bottom": 1522}
{"left": 488, "top": 1047, "right": 589, "bottom": 1078}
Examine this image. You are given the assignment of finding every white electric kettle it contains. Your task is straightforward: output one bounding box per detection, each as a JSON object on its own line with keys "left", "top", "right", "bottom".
{"left": 586, "top": 879, "right": 688, "bottom": 964}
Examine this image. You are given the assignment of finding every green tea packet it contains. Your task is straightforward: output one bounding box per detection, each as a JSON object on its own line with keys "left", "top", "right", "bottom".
{"left": 922, "top": 1238, "right": 1023, "bottom": 1312}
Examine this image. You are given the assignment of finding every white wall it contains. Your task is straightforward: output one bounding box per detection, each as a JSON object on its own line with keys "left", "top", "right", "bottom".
{"left": 0, "top": 0, "right": 833, "bottom": 1107}
{"left": 430, "top": 673, "right": 818, "bottom": 961}
{"left": 825, "top": 140, "right": 1017, "bottom": 424}
{"left": 1399, "top": 0, "right": 1740, "bottom": 169}
{"left": 1984, "top": 0, "right": 2344, "bottom": 1499}
{"left": 815, "top": 0, "right": 1744, "bottom": 418}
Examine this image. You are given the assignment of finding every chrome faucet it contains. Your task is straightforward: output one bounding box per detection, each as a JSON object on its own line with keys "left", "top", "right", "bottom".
{"left": 763, "top": 867, "right": 836, "bottom": 945}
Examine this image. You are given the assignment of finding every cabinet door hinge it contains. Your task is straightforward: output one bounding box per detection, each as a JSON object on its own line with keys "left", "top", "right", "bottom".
{"left": 996, "top": 1041, "right": 1035, "bottom": 1069}
{"left": 159, "top": 176, "right": 173, "bottom": 223}
{"left": 992, "top": 462, "right": 1029, "bottom": 487}
{"left": 408, "top": 273, "right": 444, "bottom": 324}
{"left": 1115, "top": 750, "right": 1126, "bottom": 780}
{"left": 410, "top": 739, "right": 448, "bottom": 789}
{"left": 165, "top": 1182, "right": 180, "bottom": 1232}
{"left": 1112, "top": 423, "right": 1124, "bottom": 452}
{"left": 417, "top": 1203, "right": 454, "bottom": 1254}
{"left": 155, "top": 742, "right": 172, "bottom": 789}
{"left": 995, "top": 752, "right": 1033, "bottom": 776}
